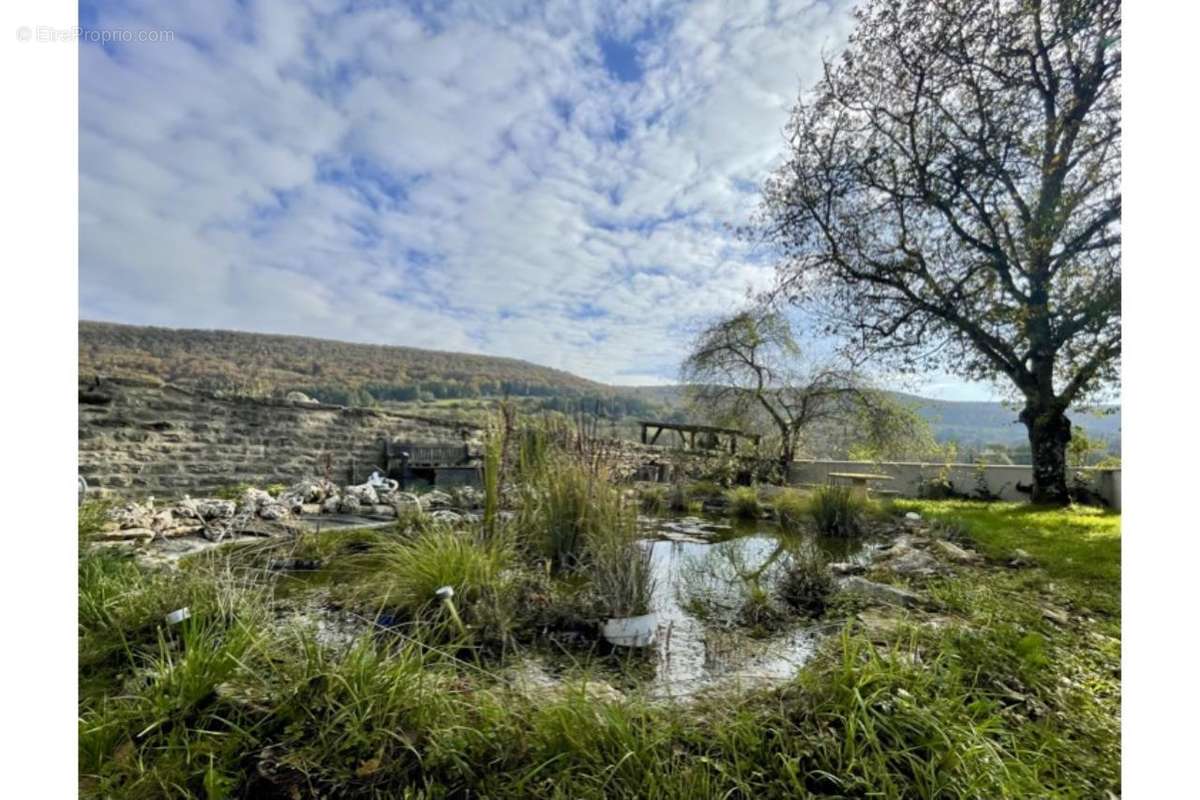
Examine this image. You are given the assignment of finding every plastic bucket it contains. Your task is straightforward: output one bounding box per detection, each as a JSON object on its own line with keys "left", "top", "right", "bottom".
{"left": 602, "top": 612, "right": 658, "bottom": 647}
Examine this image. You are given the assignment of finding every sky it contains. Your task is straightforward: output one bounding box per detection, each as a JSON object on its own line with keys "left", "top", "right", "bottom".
{"left": 78, "top": 0, "right": 1002, "bottom": 401}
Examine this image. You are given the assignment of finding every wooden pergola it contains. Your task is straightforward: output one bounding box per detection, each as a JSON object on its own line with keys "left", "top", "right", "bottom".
{"left": 638, "top": 420, "right": 761, "bottom": 453}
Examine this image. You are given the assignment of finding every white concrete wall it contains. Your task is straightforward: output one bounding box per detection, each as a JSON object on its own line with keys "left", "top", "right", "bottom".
{"left": 788, "top": 460, "right": 1121, "bottom": 510}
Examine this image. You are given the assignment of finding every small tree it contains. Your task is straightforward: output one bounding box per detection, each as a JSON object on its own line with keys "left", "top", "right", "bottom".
{"left": 681, "top": 308, "right": 898, "bottom": 474}
{"left": 761, "top": 0, "right": 1120, "bottom": 503}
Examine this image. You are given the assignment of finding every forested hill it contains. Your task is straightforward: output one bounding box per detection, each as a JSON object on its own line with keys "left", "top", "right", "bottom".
{"left": 79, "top": 321, "right": 606, "bottom": 405}
{"left": 80, "top": 321, "right": 1119, "bottom": 449}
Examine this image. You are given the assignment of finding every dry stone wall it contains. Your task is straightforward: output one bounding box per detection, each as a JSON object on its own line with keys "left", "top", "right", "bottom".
{"left": 79, "top": 377, "right": 482, "bottom": 497}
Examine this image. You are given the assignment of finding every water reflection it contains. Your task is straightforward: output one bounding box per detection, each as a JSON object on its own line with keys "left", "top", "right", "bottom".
{"left": 640, "top": 519, "right": 869, "bottom": 699}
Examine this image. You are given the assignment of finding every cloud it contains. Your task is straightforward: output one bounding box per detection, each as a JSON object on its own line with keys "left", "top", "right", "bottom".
{"left": 80, "top": 0, "right": 865, "bottom": 384}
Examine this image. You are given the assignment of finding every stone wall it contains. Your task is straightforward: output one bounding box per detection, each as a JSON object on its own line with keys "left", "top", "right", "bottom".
{"left": 79, "top": 377, "right": 481, "bottom": 497}
{"left": 788, "top": 459, "right": 1122, "bottom": 510}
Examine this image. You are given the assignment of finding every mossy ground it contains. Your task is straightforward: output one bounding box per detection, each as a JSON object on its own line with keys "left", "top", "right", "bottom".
{"left": 79, "top": 500, "right": 1120, "bottom": 798}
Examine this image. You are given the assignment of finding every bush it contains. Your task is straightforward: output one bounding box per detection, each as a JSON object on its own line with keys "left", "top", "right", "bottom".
{"left": 726, "top": 486, "right": 761, "bottom": 520}
{"left": 809, "top": 485, "right": 865, "bottom": 536}
{"left": 772, "top": 489, "right": 809, "bottom": 532}
{"left": 778, "top": 543, "right": 834, "bottom": 616}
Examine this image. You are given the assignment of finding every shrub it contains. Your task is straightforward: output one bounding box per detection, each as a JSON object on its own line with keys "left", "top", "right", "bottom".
{"left": 772, "top": 489, "right": 809, "bottom": 532}
{"left": 809, "top": 484, "right": 865, "bottom": 536}
{"left": 778, "top": 543, "right": 834, "bottom": 616}
{"left": 726, "top": 486, "right": 761, "bottom": 520}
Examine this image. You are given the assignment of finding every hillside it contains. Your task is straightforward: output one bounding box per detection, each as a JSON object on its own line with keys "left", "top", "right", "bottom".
{"left": 80, "top": 321, "right": 1119, "bottom": 452}
{"left": 79, "top": 321, "right": 607, "bottom": 406}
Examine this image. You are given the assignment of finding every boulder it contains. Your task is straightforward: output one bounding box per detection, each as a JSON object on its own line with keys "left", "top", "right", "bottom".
{"left": 419, "top": 490, "right": 453, "bottom": 511}
{"left": 343, "top": 483, "right": 379, "bottom": 506}
{"left": 192, "top": 499, "right": 235, "bottom": 521}
{"left": 932, "top": 539, "right": 983, "bottom": 565}
{"left": 338, "top": 495, "right": 362, "bottom": 515}
{"left": 321, "top": 496, "right": 341, "bottom": 514}
{"left": 300, "top": 503, "right": 322, "bottom": 516}
{"left": 110, "top": 500, "right": 156, "bottom": 530}
{"left": 371, "top": 504, "right": 397, "bottom": 518}
{"left": 259, "top": 503, "right": 292, "bottom": 521}
{"left": 838, "top": 576, "right": 924, "bottom": 608}
{"left": 877, "top": 547, "right": 946, "bottom": 578}
{"left": 829, "top": 561, "right": 867, "bottom": 576}
{"left": 282, "top": 478, "right": 337, "bottom": 504}
{"left": 429, "top": 509, "right": 463, "bottom": 525}
{"left": 390, "top": 492, "right": 422, "bottom": 512}
{"left": 239, "top": 488, "right": 274, "bottom": 514}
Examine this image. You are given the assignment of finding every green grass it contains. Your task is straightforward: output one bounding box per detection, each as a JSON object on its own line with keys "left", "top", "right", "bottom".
{"left": 895, "top": 499, "right": 1121, "bottom": 612}
{"left": 771, "top": 488, "right": 809, "bottom": 532}
{"left": 79, "top": 495, "right": 1120, "bottom": 798}
{"left": 809, "top": 484, "right": 867, "bottom": 536}
{"left": 726, "top": 485, "right": 761, "bottom": 519}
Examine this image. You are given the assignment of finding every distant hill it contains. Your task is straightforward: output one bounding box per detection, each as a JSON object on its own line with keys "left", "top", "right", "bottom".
{"left": 79, "top": 321, "right": 606, "bottom": 406}
{"left": 80, "top": 321, "right": 1119, "bottom": 452}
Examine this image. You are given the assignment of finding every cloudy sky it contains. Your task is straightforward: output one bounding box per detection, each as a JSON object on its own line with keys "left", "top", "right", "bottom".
{"left": 79, "top": 0, "right": 997, "bottom": 400}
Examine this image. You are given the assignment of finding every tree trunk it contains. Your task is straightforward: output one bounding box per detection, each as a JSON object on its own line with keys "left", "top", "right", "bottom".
{"left": 1020, "top": 403, "right": 1072, "bottom": 505}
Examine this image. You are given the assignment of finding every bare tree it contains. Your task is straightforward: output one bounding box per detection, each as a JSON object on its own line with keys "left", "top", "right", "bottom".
{"left": 681, "top": 308, "right": 897, "bottom": 473}
{"left": 760, "top": 0, "right": 1120, "bottom": 503}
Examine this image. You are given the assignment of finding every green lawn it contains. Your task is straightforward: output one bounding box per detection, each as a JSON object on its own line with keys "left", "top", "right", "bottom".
{"left": 896, "top": 499, "right": 1121, "bottom": 615}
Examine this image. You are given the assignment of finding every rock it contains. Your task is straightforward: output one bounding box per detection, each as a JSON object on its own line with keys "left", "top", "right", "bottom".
{"left": 150, "top": 509, "right": 175, "bottom": 532}
{"left": 1041, "top": 606, "right": 1070, "bottom": 626}
{"left": 371, "top": 504, "right": 397, "bottom": 518}
{"left": 1007, "top": 548, "right": 1035, "bottom": 568}
{"left": 338, "top": 495, "right": 362, "bottom": 515}
{"left": 193, "top": 499, "right": 235, "bottom": 521}
{"left": 877, "top": 547, "right": 946, "bottom": 578}
{"left": 932, "top": 539, "right": 983, "bottom": 565}
{"left": 98, "top": 527, "right": 155, "bottom": 542}
{"left": 284, "top": 391, "right": 318, "bottom": 405}
{"left": 829, "top": 561, "right": 866, "bottom": 576}
{"left": 343, "top": 483, "right": 379, "bottom": 506}
{"left": 451, "top": 486, "right": 484, "bottom": 510}
{"left": 110, "top": 500, "right": 156, "bottom": 530}
{"left": 239, "top": 488, "right": 274, "bottom": 514}
{"left": 419, "top": 490, "right": 454, "bottom": 511}
{"left": 856, "top": 608, "right": 906, "bottom": 640}
{"left": 282, "top": 478, "right": 337, "bottom": 504}
{"left": 258, "top": 503, "right": 291, "bottom": 521}
{"left": 838, "top": 576, "right": 924, "bottom": 608}
{"left": 390, "top": 492, "right": 422, "bottom": 512}
{"left": 429, "top": 509, "right": 463, "bottom": 525}
{"left": 300, "top": 503, "right": 322, "bottom": 516}
{"left": 904, "top": 512, "right": 921, "bottom": 521}
{"left": 321, "top": 496, "right": 340, "bottom": 514}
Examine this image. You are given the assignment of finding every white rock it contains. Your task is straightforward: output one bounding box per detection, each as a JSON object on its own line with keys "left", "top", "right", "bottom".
{"left": 904, "top": 512, "right": 922, "bottom": 521}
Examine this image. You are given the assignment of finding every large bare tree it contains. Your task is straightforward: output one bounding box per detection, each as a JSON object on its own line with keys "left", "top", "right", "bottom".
{"left": 681, "top": 308, "right": 918, "bottom": 473}
{"left": 761, "top": 0, "right": 1120, "bottom": 503}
